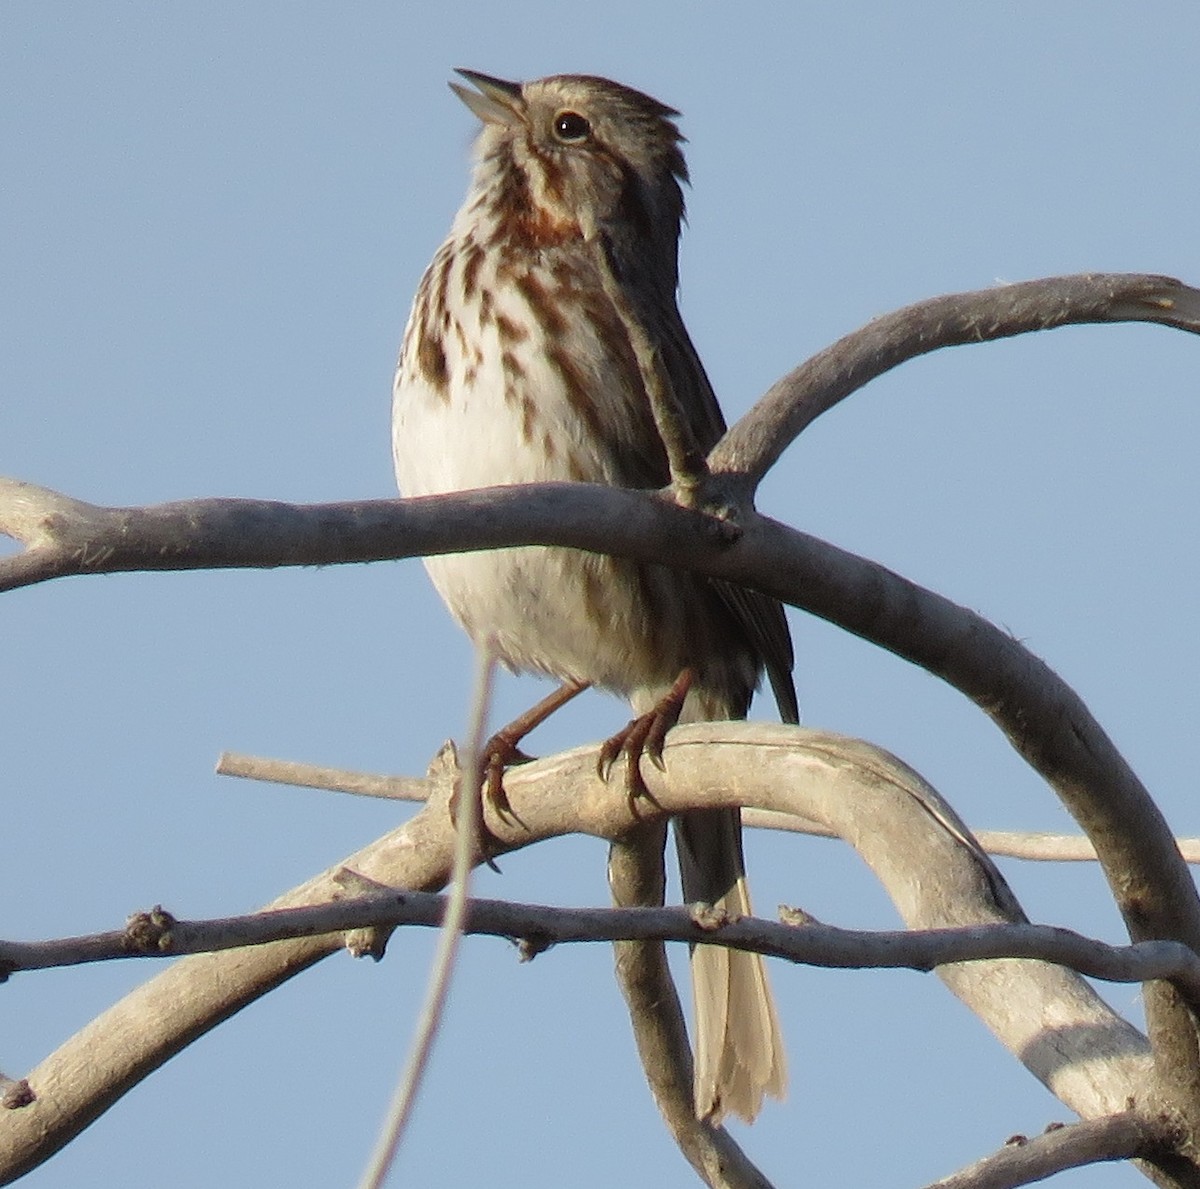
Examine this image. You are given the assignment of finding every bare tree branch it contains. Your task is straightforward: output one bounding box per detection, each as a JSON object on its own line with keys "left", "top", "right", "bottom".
{"left": 5, "top": 479, "right": 1197, "bottom": 1130}
{"left": 925, "top": 1111, "right": 1182, "bottom": 1189}
{"left": 4, "top": 481, "right": 1195, "bottom": 956}
{"left": 6, "top": 477, "right": 1195, "bottom": 927}
{"left": 6, "top": 275, "right": 1199, "bottom": 589}
{"left": 712, "top": 273, "right": 1200, "bottom": 487}
{"left": 6, "top": 272, "right": 1200, "bottom": 1178}
{"left": 215, "top": 750, "right": 1200, "bottom": 863}
{"left": 607, "top": 821, "right": 771, "bottom": 1189}
{"left": 0, "top": 725, "right": 1161, "bottom": 1183}
{"left": 216, "top": 751, "right": 430, "bottom": 803}
{"left": 4, "top": 280, "right": 1197, "bottom": 1004}
{"left": 741, "top": 510, "right": 1200, "bottom": 1121}
{"left": 7, "top": 888, "right": 1200, "bottom": 1000}
{"left": 0, "top": 477, "right": 701, "bottom": 592}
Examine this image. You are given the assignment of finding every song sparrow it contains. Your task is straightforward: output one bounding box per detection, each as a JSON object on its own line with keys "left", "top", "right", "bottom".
{"left": 392, "top": 70, "right": 795, "bottom": 1124}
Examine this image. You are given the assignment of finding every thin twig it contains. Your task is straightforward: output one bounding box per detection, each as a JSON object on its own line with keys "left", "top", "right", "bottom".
{"left": 216, "top": 752, "right": 427, "bottom": 802}
{"left": 7, "top": 894, "right": 1200, "bottom": 1003}
{"left": 355, "top": 648, "right": 495, "bottom": 1189}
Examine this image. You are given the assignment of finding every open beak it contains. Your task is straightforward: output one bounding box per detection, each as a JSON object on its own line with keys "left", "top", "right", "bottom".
{"left": 450, "top": 69, "right": 525, "bottom": 127}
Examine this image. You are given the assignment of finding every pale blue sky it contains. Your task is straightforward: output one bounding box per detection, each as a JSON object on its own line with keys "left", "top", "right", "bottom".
{"left": 3, "top": 5, "right": 1199, "bottom": 1186}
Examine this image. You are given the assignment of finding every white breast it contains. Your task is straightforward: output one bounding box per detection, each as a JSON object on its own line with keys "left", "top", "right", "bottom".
{"left": 391, "top": 232, "right": 675, "bottom": 695}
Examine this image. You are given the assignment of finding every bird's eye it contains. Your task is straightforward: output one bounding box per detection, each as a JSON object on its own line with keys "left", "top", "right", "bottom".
{"left": 552, "top": 111, "right": 591, "bottom": 143}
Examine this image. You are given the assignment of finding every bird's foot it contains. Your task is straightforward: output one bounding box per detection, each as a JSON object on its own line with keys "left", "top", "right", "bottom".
{"left": 452, "top": 679, "right": 590, "bottom": 834}
{"left": 597, "top": 669, "right": 694, "bottom": 813}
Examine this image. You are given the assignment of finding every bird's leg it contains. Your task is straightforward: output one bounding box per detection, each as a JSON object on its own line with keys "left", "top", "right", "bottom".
{"left": 598, "top": 668, "right": 694, "bottom": 812}
{"left": 476, "top": 678, "right": 591, "bottom": 821}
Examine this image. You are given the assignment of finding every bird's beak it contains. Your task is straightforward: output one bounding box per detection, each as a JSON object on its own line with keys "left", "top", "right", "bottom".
{"left": 450, "top": 69, "right": 525, "bottom": 127}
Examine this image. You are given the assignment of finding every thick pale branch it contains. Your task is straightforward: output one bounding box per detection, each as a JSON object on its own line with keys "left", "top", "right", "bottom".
{"left": 215, "top": 750, "right": 1200, "bottom": 863}
{"left": 739, "top": 514, "right": 1200, "bottom": 1119}
{"left": 6, "top": 275, "right": 1197, "bottom": 589}
{"left": 713, "top": 273, "right": 1200, "bottom": 486}
{"left": 925, "top": 1111, "right": 1180, "bottom": 1189}
{"left": 0, "top": 726, "right": 1158, "bottom": 1184}
{"left": 736, "top": 513, "right": 1200, "bottom": 933}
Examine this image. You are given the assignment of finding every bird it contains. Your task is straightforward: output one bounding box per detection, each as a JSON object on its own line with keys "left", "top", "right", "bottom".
{"left": 392, "top": 69, "right": 794, "bottom": 1125}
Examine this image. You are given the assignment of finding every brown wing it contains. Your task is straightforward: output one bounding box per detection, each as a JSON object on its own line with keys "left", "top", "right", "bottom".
{"left": 648, "top": 285, "right": 799, "bottom": 723}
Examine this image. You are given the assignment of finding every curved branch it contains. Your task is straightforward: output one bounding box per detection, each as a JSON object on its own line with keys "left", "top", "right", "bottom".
{"left": 215, "top": 750, "right": 1200, "bottom": 863}
{"left": 0, "top": 726, "right": 1159, "bottom": 1183}
{"left": 712, "top": 273, "right": 1200, "bottom": 487}
{"left": 6, "top": 274, "right": 1199, "bottom": 589}
{"left": 925, "top": 1111, "right": 1182, "bottom": 1189}
{"left": 737, "top": 513, "right": 1200, "bottom": 1123}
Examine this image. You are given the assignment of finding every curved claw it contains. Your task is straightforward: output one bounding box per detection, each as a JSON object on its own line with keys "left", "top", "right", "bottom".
{"left": 480, "top": 731, "right": 534, "bottom": 827}
{"left": 597, "top": 714, "right": 657, "bottom": 812}
{"left": 457, "top": 679, "right": 591, "bottom": 835}
{"left": 596, "top": 669, "right": 694, "bottom": 814}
